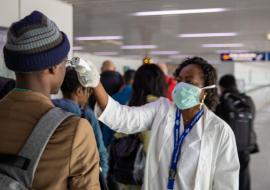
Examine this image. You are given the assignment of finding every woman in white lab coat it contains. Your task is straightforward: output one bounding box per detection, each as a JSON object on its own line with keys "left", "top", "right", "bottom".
{"left": 76, "top": 56, "right": 240, "bottom": 190}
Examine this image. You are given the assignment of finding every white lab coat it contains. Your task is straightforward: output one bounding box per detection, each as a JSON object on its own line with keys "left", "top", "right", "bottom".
{"left": 98, "top": 96, "right": 239, "bottom": 190}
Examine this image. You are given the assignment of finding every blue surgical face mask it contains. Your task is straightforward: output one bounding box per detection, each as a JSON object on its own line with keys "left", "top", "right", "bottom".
{"left": 172, "top": 82, "right": 216, "bottom": 110}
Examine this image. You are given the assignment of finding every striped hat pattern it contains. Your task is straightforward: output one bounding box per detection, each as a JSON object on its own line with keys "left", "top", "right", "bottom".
{"left": 3, "top": 10, "right": 70, "bottom": 72}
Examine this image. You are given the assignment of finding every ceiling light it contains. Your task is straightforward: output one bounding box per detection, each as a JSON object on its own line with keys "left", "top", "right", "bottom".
{"left": 121, "top": 45, "right": 157, "bottom": 49}
{"left": 151, "top": 51, "right": 179, "bottom": 55}
{"left": 124, "top": 55, "right": 142, "bottom": 59}
{"left": 132, "top": 8, "right": 227, "bottom": 16}
{"left": 75, "top": 36, "right": 123, "bottom": 41}
{"left": 216, "top": 50, "right": 249, "bottom": 53}
{"left": 93, "top": 52, "right": 119, "bottom": 56}
{"left": 179, "top": 32, "right": 237, "bottom": 38}
{"left": 170, "top": 54, "right": 193, "bottom": 59}
{"left": 267, "top": 33, "right": 270, "bottom": 40}
{"left": 73, "top": 46, "right": 84, "bottom": 51}
{"left": 202, "top": 43, "right": 244, "bottom": 48}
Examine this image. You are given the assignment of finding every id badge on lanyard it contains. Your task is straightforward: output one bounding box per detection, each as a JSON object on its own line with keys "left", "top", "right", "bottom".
{"left": 167, "top": 108, "right": 204, "bottom": 190}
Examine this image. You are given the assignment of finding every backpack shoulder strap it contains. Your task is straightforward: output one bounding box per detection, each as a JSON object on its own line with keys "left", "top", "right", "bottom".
{"left": 223, "top": 92, "right": 234, "bottom": 100}
{"left": 224, "top": 92, "right": 243, "bottom": 103}
{"left": 18, "top": 107, "right": 74, "bottom": 186}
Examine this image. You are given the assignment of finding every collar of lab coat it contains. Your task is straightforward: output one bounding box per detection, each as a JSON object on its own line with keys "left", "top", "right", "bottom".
{"left": 158, "top": 103, "right": 214, "bottom": 164}
{"left": 151, "top": 103, "right": 216, "bottom": 185}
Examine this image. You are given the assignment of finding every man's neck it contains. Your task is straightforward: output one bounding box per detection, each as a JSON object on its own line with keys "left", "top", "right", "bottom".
{"left": 16, "top": 83, "right": 50, "bottom": 97}
{"left": 16, "top": 74, "right": 51, "bottom": 98}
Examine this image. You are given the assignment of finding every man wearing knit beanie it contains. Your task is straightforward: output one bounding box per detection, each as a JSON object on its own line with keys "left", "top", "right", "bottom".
{"left": 0, "top": 11, "right": 100, "bottom": 189}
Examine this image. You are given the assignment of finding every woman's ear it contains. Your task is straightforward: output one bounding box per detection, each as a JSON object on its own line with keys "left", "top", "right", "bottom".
{"left": 75, "top": 86, "right": 83, "bottom": 96}
{"left": 200, "top": 92, "right": 207, "bottom": 109}
{"left": 88, "top": 88, "right": 93, "bottom": 96}
{"left": 200, "top": 90, "right": 207, "bottom": 102}
{"left": 202, "top": 93, "right": 207, "bottom": 101}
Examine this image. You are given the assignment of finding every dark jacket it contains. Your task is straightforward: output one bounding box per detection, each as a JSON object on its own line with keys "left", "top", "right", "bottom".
{"left": 216, "top": 90, "right": 259, "bottom": 154}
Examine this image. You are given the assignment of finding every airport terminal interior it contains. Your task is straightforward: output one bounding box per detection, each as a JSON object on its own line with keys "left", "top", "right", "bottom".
{"left": 0, "top": 0, "right": 270, "bottom": 189}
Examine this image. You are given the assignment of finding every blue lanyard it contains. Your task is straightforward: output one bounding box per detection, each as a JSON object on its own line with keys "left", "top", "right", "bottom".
{"left": 167, "top": 108, "right": 204, "bottom": 190}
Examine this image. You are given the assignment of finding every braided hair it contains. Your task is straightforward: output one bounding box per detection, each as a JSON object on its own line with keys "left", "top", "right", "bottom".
{"left": 174, "top": 57, "right": 219, "bottom": 111}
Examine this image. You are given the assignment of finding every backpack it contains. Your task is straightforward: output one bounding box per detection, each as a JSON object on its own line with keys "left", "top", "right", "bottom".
{"left": 0, "top": 107, "right": 73, "bottom": 190}
{"left": 219, "top": 92, "right": 257, "bottom": 152}
{"left": 109, "top": 134, "right": 145, "bottom": 185}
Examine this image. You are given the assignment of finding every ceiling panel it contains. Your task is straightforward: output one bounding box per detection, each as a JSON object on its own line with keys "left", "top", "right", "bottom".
{"left": 62, "top": 0, "right": 270, "bottom": 61}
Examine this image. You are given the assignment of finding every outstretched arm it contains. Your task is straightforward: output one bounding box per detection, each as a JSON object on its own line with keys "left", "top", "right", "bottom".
{"left": 93, "top": 83, "right": 108, "bottom": 111}
{"left": 73, "top": 57, "right": 161, "bottom": 134}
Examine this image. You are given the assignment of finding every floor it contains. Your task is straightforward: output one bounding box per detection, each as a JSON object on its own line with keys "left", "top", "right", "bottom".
{"left": 250, "top": 104, "right": 270, "bottom": 190}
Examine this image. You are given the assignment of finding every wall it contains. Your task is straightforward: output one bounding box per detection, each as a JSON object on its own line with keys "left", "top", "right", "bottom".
{"left": 247, "top": 86, "right": 270, "bottom": 111}
{"left": 209, "top": 61, "right": 270, "bottom": 110}
{"left": 20, "top": 0, "right": 73, "bottom": 54}
{"left": 234, "top": 62, "right": 270, "bottom": 90}
{"left": 0, "top": 0, "right": 73, "bottom": 78}
{"left": 234, "top": 62, "right": 270, "bottom": 110}
{"left": 0, "top": 0, "right": 19, "bottom": 27}
{"left": 214, "top": 62, "right": 235, "bottom": 80}
{"left": 0, "top": 29, "right": 14, "bottom": 78}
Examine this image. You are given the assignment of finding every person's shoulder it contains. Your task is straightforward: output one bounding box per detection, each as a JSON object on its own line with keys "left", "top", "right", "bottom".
{"left": 84, "top": 107, "right": 98, "bottom": 124}
{"left": 154, "top": 97, "right": 174, "bottom": 111}
{"left": 206, "top": 108, "right": 233, "bottom": 135}
{"left": 73, "top": 118, "right": 94, "bottom": 140}
{"left": 56, "top": 116, "right": 92, "bottom": 141}
{"left": 84, "top": 106, "right": 95, "bottom": 115}
{"left": 167, "top": 76, "right": 177, "bottom": 85}
{"left": 62, "top": 116, "right": 91, "bottom": 130}
{"left": 156, "top": 96, "right": 173, "bottom": 105}
{"left": 241, "top": 93, "right": 254, "bottom": 102}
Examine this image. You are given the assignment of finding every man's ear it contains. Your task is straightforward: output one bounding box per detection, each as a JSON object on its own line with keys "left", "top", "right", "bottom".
{"left": 48, "top": 65, "right": 57, "bottom": 74}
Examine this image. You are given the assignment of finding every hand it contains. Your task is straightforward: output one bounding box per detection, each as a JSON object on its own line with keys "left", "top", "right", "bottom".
{"left": 72, "top": 57, "right": 100, "bottom": 88}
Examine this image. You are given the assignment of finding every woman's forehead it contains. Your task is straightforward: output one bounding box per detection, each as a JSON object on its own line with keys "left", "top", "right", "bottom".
{"left": 178, "top": 64, "right": 204, "bottom": 78}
